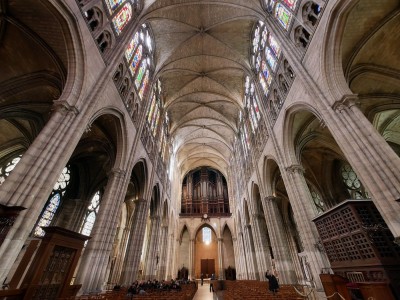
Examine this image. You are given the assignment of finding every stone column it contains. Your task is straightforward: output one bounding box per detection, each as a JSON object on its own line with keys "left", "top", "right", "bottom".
{"left": 231, "top": 237, "right": 239, "bottom": 278}
{"left": 165, "top": 232, "right": 175, "bottom": 280}
{"left": 189, "top": 238, "right": 195, "bottom": 279}
{"left": 217, "top": 238, "right": 224, "bottom": 279}
{"left": 238, "top": 232, "right": 248, "bottom": 279}
{"left": 120, "top": 198, "right": 149, "bottom": 284}
{"left": 157, "top": 225, "right": 168, "bottom": 280}
{"left": 264, "top": 196, "right": 297, "bottom": 284}
{"left": 111, "top": 227, "right": 130, "bottom": 284}
{"left": 242, "top": 225, "right": 257, "bottom": 279}
{"left": 284, "top": 165, "right": 328, "bottom": 289}
{"left": 0, "top": 103, "right": 81, "bottom": 283}
{"left": 250, "top": 213, "right": 271, "bottom": 280}
{"left": 75, "top": 169, "right": 127, "bottom": 293}
{"left": 331, "top": 96, "right": 400, "bottom": 238}
{"left": 144, "top": 216, "right": 161, "bottom": 280}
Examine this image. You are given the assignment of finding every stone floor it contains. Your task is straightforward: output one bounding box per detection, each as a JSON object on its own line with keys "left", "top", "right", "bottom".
{"left": 192, "top": 282, "right": 215, "bottom": 300}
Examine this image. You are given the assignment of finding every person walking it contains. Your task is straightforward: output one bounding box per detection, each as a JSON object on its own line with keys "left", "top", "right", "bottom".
{"left": 200, "top": 273, "right": 204, "bottom": 286}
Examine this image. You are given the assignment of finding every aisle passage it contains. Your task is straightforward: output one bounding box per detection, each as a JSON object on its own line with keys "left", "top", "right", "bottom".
{"left": 193, "top": 282, "right": 215, "bottom": 300}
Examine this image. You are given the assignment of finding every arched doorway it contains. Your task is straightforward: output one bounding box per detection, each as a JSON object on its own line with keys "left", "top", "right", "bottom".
{"left": 195, "top": 225, "right": 218, "bottom": 279}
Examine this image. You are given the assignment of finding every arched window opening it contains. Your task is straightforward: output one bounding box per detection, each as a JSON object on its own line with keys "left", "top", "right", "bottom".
{"left": 251, "top": 21, "right": 282, "bottom": 117}
{"left": 147, "top": 80, "right": 163, "bottom": 137}
{"left": 340, "top": 163, "right": 369, "bottom": 200}
{"left": 203, "top": 227, "right": 212, "bottom": 244}
{"left": 81, "top": 191, "right": 101, "bottom": 237}
{"left": 244, "top": 76, "right": 261, "bottom": 133}
{"left": 0, "top": 155, "right": 22, "bottom": 186}
{"left": 123, "top": 24, "right": 154, "bottom": 100}
{"left": 33, "top": 167, "right": 71, "bottom": 237}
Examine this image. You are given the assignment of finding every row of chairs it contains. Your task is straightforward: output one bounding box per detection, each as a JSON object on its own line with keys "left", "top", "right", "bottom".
{"left": 215, "top": 280, "right": 306, "bottom": 300}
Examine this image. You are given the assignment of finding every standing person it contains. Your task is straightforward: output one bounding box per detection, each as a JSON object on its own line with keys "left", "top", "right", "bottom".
{"left": 210, "top": 273, "right": 215, "bottom": 292}
{"left": 201, "top": 273, "right": 204, "bottom": 286}
{"left": 265, "top": 270, "right": 279, "bottom": 295}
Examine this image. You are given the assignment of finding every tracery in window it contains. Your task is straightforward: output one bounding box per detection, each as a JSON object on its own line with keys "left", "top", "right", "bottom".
{"left": 81, "top": 191, "right": 101, "bottom": 236}
{"left": 124, "top": 23, "right": 154, "bottom": 100}
{"left": 340, "top": 163, "right": 369, "bottom": 199}
{"left": 34, "top": 167, "right": 71, "bottom": 237}
{"left": 0, "top": 155, "right": 22, "bottom": 186}
{"left": 310, "top": 187, "right": 324, "bottom": 214}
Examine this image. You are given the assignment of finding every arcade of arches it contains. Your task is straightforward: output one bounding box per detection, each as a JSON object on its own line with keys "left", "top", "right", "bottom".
{"left": 0, "top": 0, "right": 400, "bottom": 299}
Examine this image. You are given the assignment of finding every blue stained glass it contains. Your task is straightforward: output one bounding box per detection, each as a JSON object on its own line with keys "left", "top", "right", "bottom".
{"left": 266, "top": 48, "right": 277, "bottom": 71}
{"left": 129, "top": 45, "right": 142, "bottom": 76}
{"left": 34, "top": 193, "right": 61, "bottom": 237}
{"left": 125, "top": 32, "right": 139, "bottom": 62}
{"left": 261, "top": 61, "right": 270, "bottom": 80}
{"left": 268, "top": 35, "right": 281, "bottom": 57}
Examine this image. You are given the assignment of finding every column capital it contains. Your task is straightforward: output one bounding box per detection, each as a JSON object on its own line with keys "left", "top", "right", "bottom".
{"left": 218, "top": 238, "right": 223, "bottom": 242}
{"left": 285, "top": 164, "right": 304, "bottom": 174}
{"left": 52, "top": 99, "right": 79, "bottom": 116}
{"left": 332, "top": 94, "right": 359, "bottom": 113}
{"left": 133, "top": 198, "right": 147, "bottom": 205}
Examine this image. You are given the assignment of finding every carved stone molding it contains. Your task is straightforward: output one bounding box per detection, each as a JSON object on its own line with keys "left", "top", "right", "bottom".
{"left": 332, "top": 94, "right": 359, "bottom": 113}
{"left": 285, "top": 164, "right": 304, "bottom": 174}
{"left": 53, "top": 100, "right": 80, "bottom": 116}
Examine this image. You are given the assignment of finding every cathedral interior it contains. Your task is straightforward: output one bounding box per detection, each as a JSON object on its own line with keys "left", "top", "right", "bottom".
{"left": 0, "top": 0, "right": 400, "bottom": 299}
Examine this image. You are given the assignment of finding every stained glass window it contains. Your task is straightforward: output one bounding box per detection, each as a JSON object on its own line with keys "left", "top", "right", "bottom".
{"left": 261, "top": 61, "right": 270, "bottom": 81}
{"left": 112, "top": 3, "right": 132, "bottom": 35}
{"left": 34, "top": 193, "right": 61, "bottom": 237}
{"left": 152, "top": 108, "right": 160, "bottom": 136}
{"left": 135, "top": 59, "right": 147, "bottom": 88}
{"left": 275, "top": 3, "right": 292, "bottom": 30}
{"left": 268, "top": 35, "right": 281, "bottom": 57}
{"left": 105, "top": 0, "right": 124, "bottom": 13}
{"left": 259, "top": 73, "right": 269, "bottom": 96}
{"left": 266, "top": 48, "right": 277, "bottom": 71}
{"left": 33, "top": 167, "right": 71, "bottom": 237}
{"left": 129, "top": 45, "right": 143, "bottom": 76}
{"left": 147, "top": 93, "right": 156, "bottom": 123}
{"left": 81, "top": 191, "right": 101, "bottom": 237}
{"left": 283, "top": 0, "right": 298, "bottom": 10}
{"left": 138, "top": 70, "right": 149, "bottom": 99}
{"left": 0, "top": 155, "right": 22, "bottom": 186}
{"left": 125, "top": 32, "right": 139, "bottom": 62}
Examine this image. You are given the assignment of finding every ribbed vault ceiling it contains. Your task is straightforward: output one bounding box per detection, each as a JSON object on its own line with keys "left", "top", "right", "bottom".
{"left": 144, "top": 0, "right": 264, "bottom": 175}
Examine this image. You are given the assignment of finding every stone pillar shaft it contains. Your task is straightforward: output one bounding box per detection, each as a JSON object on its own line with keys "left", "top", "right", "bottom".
{"left": 217, "top": 238, "right": 224, "bottom": 279}
{"left": 264, "top": 197, "right": 297, "bottom": 284}
{"left": 120, "top": 199, "right": 149, "bottom": 284}
{"left": 76, "top": 168, "right": 127, "bottom": 293}
{"left": 284, "top": 166, "right": 328, "bottom": 289}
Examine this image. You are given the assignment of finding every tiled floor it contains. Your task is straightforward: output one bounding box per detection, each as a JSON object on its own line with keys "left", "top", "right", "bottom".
{"left": 192, "top": 282, "right": 215, "bottom": 300}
